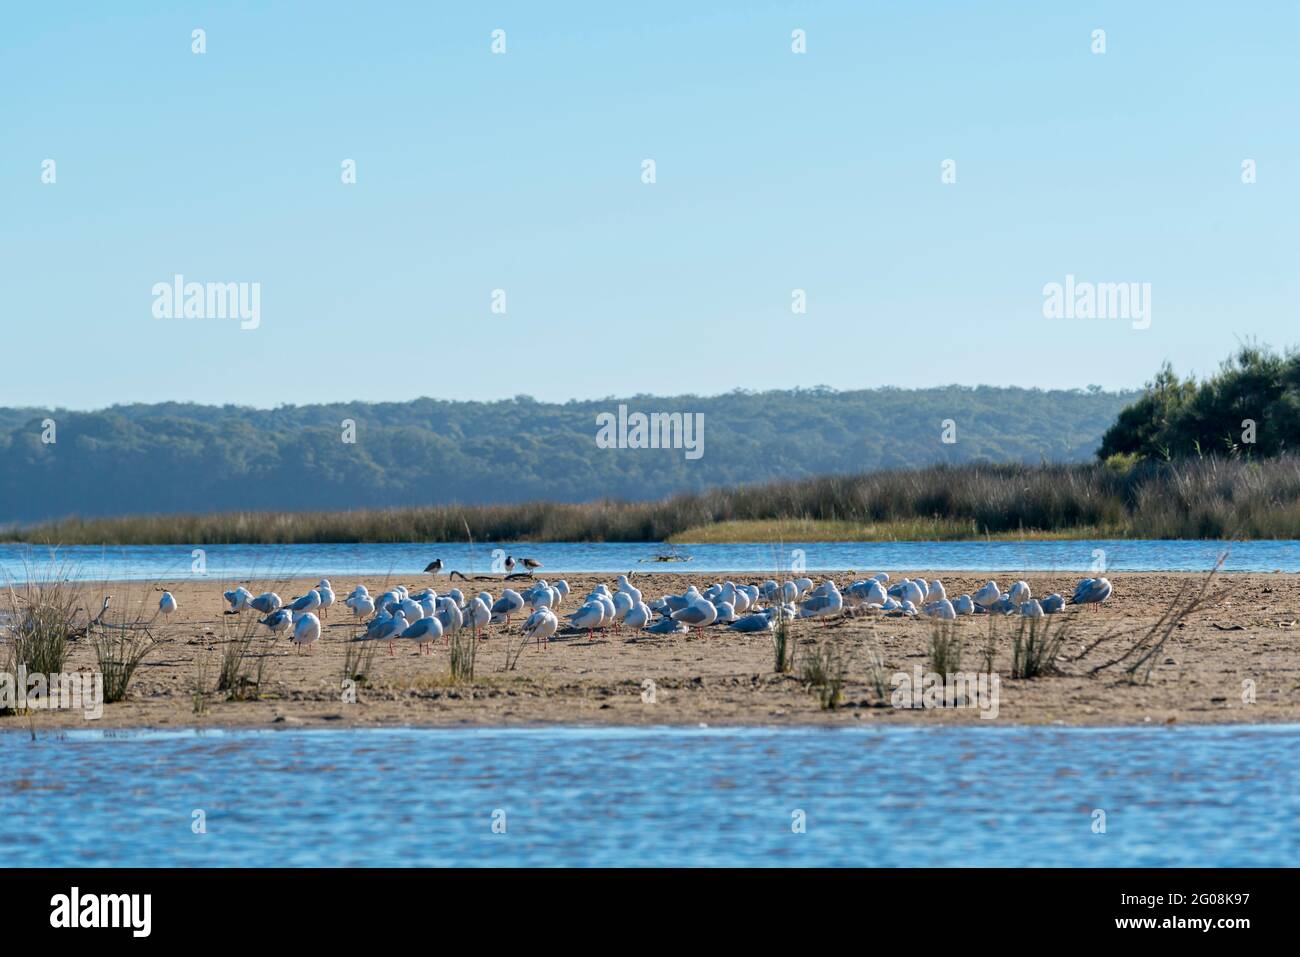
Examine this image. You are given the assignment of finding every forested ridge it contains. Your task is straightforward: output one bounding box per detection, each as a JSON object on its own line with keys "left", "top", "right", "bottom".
{"left": 0, "top": 385, "right": 1134, "bottom": 524}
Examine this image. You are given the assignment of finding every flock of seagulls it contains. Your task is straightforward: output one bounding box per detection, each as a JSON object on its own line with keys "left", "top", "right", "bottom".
{"left": 200, "top": 571, "right": 1113, "bottom": 654}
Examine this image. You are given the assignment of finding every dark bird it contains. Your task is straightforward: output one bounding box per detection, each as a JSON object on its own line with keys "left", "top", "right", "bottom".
{"left": 504, "top": 555, "right": 516, "bottom": 573}
{"left": 423, "top": 559, "right": 443, "bottom": 574}
{"left": 520, "top": 557, "right": 542, "bottom": 572}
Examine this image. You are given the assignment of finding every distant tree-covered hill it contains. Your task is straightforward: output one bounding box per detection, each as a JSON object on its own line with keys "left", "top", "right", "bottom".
{"left": 0, "top": 386, "right": 1138, "bottom": 524}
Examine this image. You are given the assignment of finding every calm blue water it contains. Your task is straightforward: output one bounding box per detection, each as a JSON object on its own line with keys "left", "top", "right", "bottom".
{"left": 0, "top": 539, "right": 1294, "bottom": 582}
{"left": 2, "top": 725, "right": 1295, "bottom": 866}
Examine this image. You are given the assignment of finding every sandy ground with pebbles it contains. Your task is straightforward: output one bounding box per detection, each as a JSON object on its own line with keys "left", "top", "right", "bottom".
{"left": 4, "top": 570, "right": 1299, "bottom": 731}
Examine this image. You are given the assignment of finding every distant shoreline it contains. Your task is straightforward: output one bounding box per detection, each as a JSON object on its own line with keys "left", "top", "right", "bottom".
{"left": 4, "top": 457, "right": 1299, "bottom": 545}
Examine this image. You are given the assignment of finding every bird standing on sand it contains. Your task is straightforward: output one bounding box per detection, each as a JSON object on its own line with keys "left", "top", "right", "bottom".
{"left": 423, "top": 559, "right": 443, "bottom": 575}
{"left": 158, "top": 592, "right": 177, "bottom": 619}
{"left": 1069, "top": 577, "right": 1113, "bottom": 609}
{"left": 400, "top": 615, "right": 443, "bottom": 654}
{"left": 287, "top": 589, "right": 321, "bottom": 620}
{"left": 567, "top": 600, "right": 606, "bottom": 641}
{"left": 316, "top": 580, "right": 335, "bottom": 619}
{"left": 504, "top": 555, "right": 516, "bottom": 574}
{"left": 436, "top": 597, "right": 464, "bottom": 638}
{"left": 798, "top": 583, "right": 843, "bottom": 624}
{"left": 624, "top": 601, "right": 652, "bottom": 631}
{"left": 396, "top": 596, "right": 423, "bottom": 623}
{"left": 491, "top": 589, "right": 526, "bottom": 625}
{"left": 259, "top": 608, "right": 292, "bottom": 636}
{"left": 519, "top": 557, "right": 542, "bottom": 573}
{"left": 466, "top": 597, "right": 491, "bottom": 638}
{"left": 223, "top": 586, "right": 253, "bottom": 614}
{"left": 346, "top": 592, "right": 375, "bottom": 621}
{"left": 616, "top": 574, "right": 642, "bottom": 605}
{"left": 377, "top": 610, "right": 408, "bottom": 655}
{"left": 250, "top": 592, "right": 283, "bottom": 615}
{"left": 671, "top": 596, "right": 718, "bottom": 631}
{"left": 292, "top": 612, "right": 321, "bottom": 652}
{"left": 523, "top": 607, "right": 559, "bottom": 648}
{"left": 612, "top": 590, "right": 635, "bottom": 627}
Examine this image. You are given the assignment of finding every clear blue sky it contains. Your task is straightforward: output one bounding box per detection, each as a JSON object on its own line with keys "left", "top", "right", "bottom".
{"left": 3, "top": 1, "right": 1296, "bottom": 409}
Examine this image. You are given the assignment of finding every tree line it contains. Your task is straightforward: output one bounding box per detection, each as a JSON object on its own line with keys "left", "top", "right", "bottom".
{"left": 0, "top": 385, "right": 1133, "bottom": 525}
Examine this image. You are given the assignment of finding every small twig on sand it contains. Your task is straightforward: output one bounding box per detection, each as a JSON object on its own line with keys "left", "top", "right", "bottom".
{"left": 1086, "top": 555, "right": 1225, "bottom": 683}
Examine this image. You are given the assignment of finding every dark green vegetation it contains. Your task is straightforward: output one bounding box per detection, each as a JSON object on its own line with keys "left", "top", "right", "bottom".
{"left": 1099, "top": 344, "right": 1300, "bottom": 462}
{"left": 5, "top": 348, "right": 1298, "bottom": 544}
{"left": 0, "top": 386, "right": 1133, "bottom": 525}
{"left": 8, "top": 457, "right": 1300, "bottom": 543}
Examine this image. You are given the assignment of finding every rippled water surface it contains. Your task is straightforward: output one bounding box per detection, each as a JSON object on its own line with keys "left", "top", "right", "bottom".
{"left": 1, "top": 539, "right": 1294, "bottom": 582}
{"left": 2, "top": 725, "right": 1295, "bottom": 866}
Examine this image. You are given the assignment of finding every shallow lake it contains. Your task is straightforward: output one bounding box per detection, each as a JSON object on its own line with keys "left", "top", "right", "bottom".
{"left": 3, "top": 725, "right": 1295, "bottom": 866}
{"left": 0, "top": 539, "right": 1293, "bottom": 582}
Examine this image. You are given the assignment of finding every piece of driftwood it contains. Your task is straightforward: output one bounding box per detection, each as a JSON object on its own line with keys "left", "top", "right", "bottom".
{"left": 73, "top": 596, "right": 156, "bottom": 639}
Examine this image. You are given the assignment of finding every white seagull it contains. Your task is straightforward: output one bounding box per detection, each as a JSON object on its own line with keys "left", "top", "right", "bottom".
{"left": 401, "top": 615, "right": 443, "bottom": 654}
{"left": 973, "top": 581, "right": 1002, "bottom": 609}
{"left": 223, "top": 586, "right": 253, "bottom": 614}
{"left": 316, "top": 580, "right": 336, "bottom": 619}
{"left": 259, "top": 609, "right": 292, "bottom": 636}
{"left": 1070, "top": 578, "right": 1113, "bottom": 609}
{"left": 490, "top": 589, "right": 526, "bottom": 625}
{"left": 466, "top": 597, "right": 492, "bottom": 638}
{"left": 346, "top": 593, "right": 375, "bottom": 621}
{"left": 523, "top": 608, "right": 559, "bottom": 648}
{"left": 287, "top": 590, "right": 321, "bottom": 620}
{"left": 566, "top": 600, "right": 607, "bottom": 640}
{"left": 291, "top": 612, "right": 321, "bottom": 653}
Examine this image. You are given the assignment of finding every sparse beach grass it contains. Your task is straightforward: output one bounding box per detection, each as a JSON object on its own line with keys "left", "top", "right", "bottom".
{"left": 92, "top": 626, "right": 157, "bottom": 704}
{"left": 218, "top": 617, "right": 276, "bottom": 701}
{"left": 1011, "top": 618, "right": 1069, "bottom": 679}
{"left": 0, "top": 569, "right": 1296, "bottom": 729}
{"left": 2, "top": 571, "right": 79, "bottom": 677}
{"left": 928, "top": 623, "right": 965, "bottom": 676}
{"left": 800, "top": 639, "right": 845, "bottom": 709}
{"left": 448, "top": 629, "right": 477, "bottom": 684}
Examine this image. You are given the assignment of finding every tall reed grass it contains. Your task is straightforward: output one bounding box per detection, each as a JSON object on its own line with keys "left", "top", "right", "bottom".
{"left": 2, "top": 572, "right": 79, "bottom": 676}
{"left": 5, "top": 456, "right": 1300, "bottom": 544}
